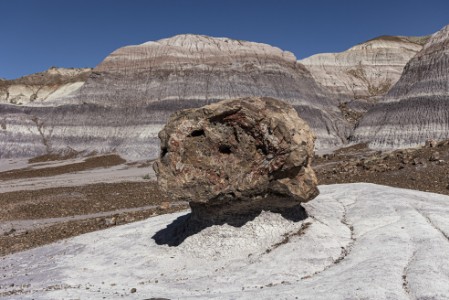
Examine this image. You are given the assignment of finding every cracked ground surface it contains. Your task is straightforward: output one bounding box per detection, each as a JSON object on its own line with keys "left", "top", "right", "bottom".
{"left": 1, "top": 183, "right": 448, "bottom": 299}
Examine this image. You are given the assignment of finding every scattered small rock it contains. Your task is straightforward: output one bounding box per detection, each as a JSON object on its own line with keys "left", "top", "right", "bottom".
{"left": 159, "top": 202, "right": 171, "bottom": 210}
{"left": 429, "top": 152, "right": 440, "bottom": 161}
{"left": 4, "top": 228, "right": 16, "bottom": 236}
{"left": 124, "top": 215, "right": 136, "bottom": 223}
{"left": 412, "top": 158, "right": 423, "bottom": 165}
{"left": 425, "top": 139, "right": 437, "bottom": 148}
{"left": 104, "top": 217, "right": 117, "bottom": 226}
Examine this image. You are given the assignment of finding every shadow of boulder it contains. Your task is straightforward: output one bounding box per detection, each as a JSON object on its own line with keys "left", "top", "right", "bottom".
{"left": 152, "top": 203, "right": 308, "bottom": 246}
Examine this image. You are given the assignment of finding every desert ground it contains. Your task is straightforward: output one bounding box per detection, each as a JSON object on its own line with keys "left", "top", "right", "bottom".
{"left": 1, "top": 141, "right": 449, "bottom": 299}
{"left": 0, "top": 154, "right": 188, "bottom": 256}
{"left": 1, "top": 140, "right": 448, "bottom": 257}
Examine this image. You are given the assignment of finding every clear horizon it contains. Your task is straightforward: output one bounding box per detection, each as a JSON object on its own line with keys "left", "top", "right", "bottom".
{"left": 1, "top": 0, "right": 448, "bottom": 79}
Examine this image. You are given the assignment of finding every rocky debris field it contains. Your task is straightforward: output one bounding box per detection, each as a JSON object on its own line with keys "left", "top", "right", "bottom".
{"left": 0, "top": 155, "right": 187, "bottom": 256}
{"left": 1, "top": 141, "right": 449, "bottom": 298}
{"left": 315, "top": 139, "right": 449, "bottom": 195}
{"left": 2, "top": 139, "right": 449, "bottom": 257}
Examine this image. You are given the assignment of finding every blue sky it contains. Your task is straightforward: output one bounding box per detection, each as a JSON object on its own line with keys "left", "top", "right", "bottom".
{"left": 1, "top": 0, "right": 448, "bottom": 79}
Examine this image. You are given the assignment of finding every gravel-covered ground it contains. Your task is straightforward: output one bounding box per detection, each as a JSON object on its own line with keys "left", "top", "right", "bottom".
{"left": 314, "top": 140, "right": 449, "bottom": 196}
{"left": 0, "top": 155, "right": 187, "bottom": 256}
{"left": 1, "top": 140, "right": 448, "bottom": 257}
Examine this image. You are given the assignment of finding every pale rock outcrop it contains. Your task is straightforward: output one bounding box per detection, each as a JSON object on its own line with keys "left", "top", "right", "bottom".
{"left": 300, "top": 36, "right": 426, "bottom": 100}
{"left": 0, "top": 67, "right": 91, "bottom": 105}
{"left": 353, "top": 24, "right": 449, "bottom": 148}
{"left": 2, "top": 183, "right": 449, "bottom": 299}
{"left": 0, "top": 35, "right": 349, "bottom": 159}
{"left": 154, "top": 97, "right": 318, "bottom": 226}
{"left": 300, "top": 36, "right": 427, "bottom": 123}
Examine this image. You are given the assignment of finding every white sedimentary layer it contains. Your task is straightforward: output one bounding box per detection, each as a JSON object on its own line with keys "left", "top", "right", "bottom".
{"left": 0, "top": 82, "right": 85, "bottom": 105}
{"left": 0, "top": 68, "right": 91, "bottom": 105}
{"left": 1, "top": 183, "right": 449, "bottom": 299}
{"left": 300, "top": 36, "right": 424, "bottom": 101}
{"left": 353, "top": 24, "right": 449, "bottom": 148}
{"left": 45, "top": 82, "right": 85, "bottom": 101}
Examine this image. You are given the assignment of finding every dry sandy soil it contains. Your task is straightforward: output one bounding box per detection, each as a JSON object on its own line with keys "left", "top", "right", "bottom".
{"left": 1, "top": 140, "right": 448, "bottom": 256}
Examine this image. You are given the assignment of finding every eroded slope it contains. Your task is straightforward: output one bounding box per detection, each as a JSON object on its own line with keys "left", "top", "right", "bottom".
{"left": 300, "top": 36, "right": 427, "bottom": 124}
{"left": 0, "top": 35, "right": 349, "bottom": 160}
{"left": 353, "top": 25, "right": 449, "bottom": 148}
{"left": 0, "top": 67, "right": 91, "bottom": 105}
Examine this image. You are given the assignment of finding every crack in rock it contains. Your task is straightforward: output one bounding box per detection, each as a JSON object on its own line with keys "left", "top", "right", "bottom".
{"left": 264, "top": 221, "right": 312, "bottom": 254}
{"left": 402, "top": 250, "right": 416, "bottom": 299}
{"left": 414, "top": 207, "right": 449, "bottom": 243}
{"left": 333, "top": 199, "right": 356, "bottom": 265}
{"left": 300, "top": 198, "right": 357, "bottom": 280}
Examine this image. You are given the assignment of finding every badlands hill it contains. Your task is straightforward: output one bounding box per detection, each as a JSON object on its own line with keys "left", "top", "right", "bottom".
{"left": 0, "top": 35, "right": 349, "bottom": 159}
{"left": 300, "top": 35, "right": 427, "bottom": 101}
{"left": 65, "top": 34, "right": 349, "bottom": 148}
{"left": 300, "top": 35, "right": 427, "bottom": 123}
{"left": 0, "top": 67, "right": 91, "bottom": 105}
{"left": 353, "top": 24, "right": 449, "bottom": 148}
{"left": 1, "top": 27, "right": 447, "bottom": 159}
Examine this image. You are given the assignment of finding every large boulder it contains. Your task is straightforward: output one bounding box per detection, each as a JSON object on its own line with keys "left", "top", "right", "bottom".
{"left": 154, "top": 97, "right": 318, "bottom": 224}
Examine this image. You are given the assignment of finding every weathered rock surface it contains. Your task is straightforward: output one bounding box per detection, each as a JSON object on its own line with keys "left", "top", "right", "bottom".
{"left": 300, "top": 36, "right": 426, "bottom": 101}
{"left": 353, "top": 24, "right": 449, "bottom": 148}
{"left": 300, "top": 36, "right": 427, "bottom": 124}
{"left": 0, "top": 67, "right": 91, "bottom": 105}
{"left": 154, "top": 97, "right": 318, "bottom": 225}
{"left": 2, "top": 183, "right": 449, "bottom": 299}
{"left": 0, "top": 34, "right": 349, "bottom": 159}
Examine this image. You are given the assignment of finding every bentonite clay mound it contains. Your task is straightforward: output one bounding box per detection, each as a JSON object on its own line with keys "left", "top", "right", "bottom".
{"left": 154, "top": 97, "right": 319, "bottom": 224}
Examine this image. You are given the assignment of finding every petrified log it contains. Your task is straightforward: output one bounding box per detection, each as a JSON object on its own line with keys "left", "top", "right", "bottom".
{"left": 154, "top": 97, "right": 318, "bottom": 224}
